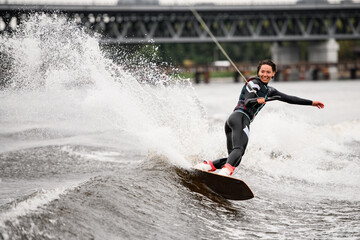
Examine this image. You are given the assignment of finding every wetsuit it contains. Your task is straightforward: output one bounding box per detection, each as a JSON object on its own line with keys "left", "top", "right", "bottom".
{"left": 212, "top": 77, "right": 313, "bottom": 169}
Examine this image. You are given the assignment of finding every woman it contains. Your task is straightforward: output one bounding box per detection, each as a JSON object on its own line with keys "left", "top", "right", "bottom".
{"left": 195, "top": 59, "right": 324, "bottom": 176}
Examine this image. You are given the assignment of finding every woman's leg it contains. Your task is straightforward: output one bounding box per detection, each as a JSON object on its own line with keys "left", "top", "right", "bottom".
{"left": 225, "top": 112, "right": 250, "bottom": 167}
{"left": 212, "top": 112, "right": 249, "bottom": 169}
{"left": 212, "top": 121, "right": 232, "bottom": 169}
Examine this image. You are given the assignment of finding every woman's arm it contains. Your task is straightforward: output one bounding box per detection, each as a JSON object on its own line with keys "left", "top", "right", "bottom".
{"left": 268, "top": 87, "right": 324, "bottom": 108}
{"left": 244, "top": 80, "right": 261, "bottom": 107}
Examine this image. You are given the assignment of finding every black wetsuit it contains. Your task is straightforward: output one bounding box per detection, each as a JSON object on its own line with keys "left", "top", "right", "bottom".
{"left": 212, "top": 77, "right": 313, "bottom": 169}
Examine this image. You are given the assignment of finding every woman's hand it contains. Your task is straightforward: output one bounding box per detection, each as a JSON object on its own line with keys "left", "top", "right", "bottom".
{"left": 257, "top": 98, "right": 266, "bottom": 104}
{"left": 312, "top": 101, "right": 325, "bottom": 109}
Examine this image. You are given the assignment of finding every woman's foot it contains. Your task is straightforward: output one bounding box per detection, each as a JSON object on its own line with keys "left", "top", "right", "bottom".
{"left": 194, "top": 161, "right": 216, "bottom": 172}
{"left": 218, "top": 163, "right": 235, "bottom": 176}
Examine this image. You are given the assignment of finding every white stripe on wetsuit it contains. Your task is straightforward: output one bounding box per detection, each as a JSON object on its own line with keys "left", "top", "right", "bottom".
{"left": 243, "top": 125, "right": 250, "bottom": 139}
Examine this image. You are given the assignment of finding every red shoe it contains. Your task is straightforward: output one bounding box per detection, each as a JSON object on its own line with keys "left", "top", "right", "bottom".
{"left": 218, "top": 163, "right": 235, "bottom": 176}
{"left": 194, "top": 161, "right": 216, "bottom": 172}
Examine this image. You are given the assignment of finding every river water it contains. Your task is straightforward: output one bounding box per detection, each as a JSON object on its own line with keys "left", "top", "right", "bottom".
{"left": 0, "top": 14, "right": 359, "bottom": 240}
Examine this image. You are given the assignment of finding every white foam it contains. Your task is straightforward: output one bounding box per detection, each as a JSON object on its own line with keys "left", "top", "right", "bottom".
{"left": 0, "top": 188, "right": 68, "bottom": 228}
{"left": 248, "top": 111, "right": 360, "bottom": 185}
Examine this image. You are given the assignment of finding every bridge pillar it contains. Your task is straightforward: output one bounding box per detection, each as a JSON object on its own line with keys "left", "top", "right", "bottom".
{"left": 271, "top": 43, "right": 301, "bottom": 81}
{"left": 271, "top": 42, "right": 300, "bottom": 66}
{"left": 308, "top": 38, "right": 339, "bottom": 63}
{"left": 307, "top": 38, "right": 339, "bottom": 80}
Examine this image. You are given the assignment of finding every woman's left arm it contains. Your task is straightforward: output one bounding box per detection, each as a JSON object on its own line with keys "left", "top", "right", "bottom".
{"left": 268, "top": 87, "right": 324, "bottom": 108}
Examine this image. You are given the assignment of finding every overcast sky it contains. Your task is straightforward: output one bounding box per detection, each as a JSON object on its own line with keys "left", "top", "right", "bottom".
{"left": 1, "top": 0, "right": 356, "bottom": 5}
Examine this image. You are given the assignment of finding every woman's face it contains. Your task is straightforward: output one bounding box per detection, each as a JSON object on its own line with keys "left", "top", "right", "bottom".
{"left": 258, "top": 64, "right": 275, "bottom": 84}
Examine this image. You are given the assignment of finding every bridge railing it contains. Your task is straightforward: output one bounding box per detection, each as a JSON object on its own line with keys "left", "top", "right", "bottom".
{"left": 0, "top": 4, "right": 359, "bottom": 43}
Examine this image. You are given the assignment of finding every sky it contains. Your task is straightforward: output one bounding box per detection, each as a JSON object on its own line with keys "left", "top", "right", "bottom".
{"left": 1, "top": 0, "right": 356, "bottom": 5}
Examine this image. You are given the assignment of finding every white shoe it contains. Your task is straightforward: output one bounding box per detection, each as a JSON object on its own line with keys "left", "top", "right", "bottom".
{"left": 194, "top": 161, "right": 216, "bottom": 172}
{"left": 217, "top": 163, "right": 234, "bottom": 177}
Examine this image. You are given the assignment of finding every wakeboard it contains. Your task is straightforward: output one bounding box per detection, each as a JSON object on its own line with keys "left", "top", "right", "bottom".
{"left": 192, "top": 168, "right": 254, "bottom": 200}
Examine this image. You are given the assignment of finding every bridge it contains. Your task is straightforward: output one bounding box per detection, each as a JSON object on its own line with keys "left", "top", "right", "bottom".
{"left": 0, "top": 3, "right": 359, "bottom": 43}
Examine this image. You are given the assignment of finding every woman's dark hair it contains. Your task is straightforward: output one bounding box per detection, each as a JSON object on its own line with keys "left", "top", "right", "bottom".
{"left": 257, "top": 59, "right": 277, "bottom": 75}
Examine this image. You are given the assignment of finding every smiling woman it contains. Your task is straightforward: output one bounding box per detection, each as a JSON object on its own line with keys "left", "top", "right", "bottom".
{"left": 195, "top": 59, "right": 324, "bottom": 177}
{"left": 257, "top": 61, "right": 276, "bottom": 84}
